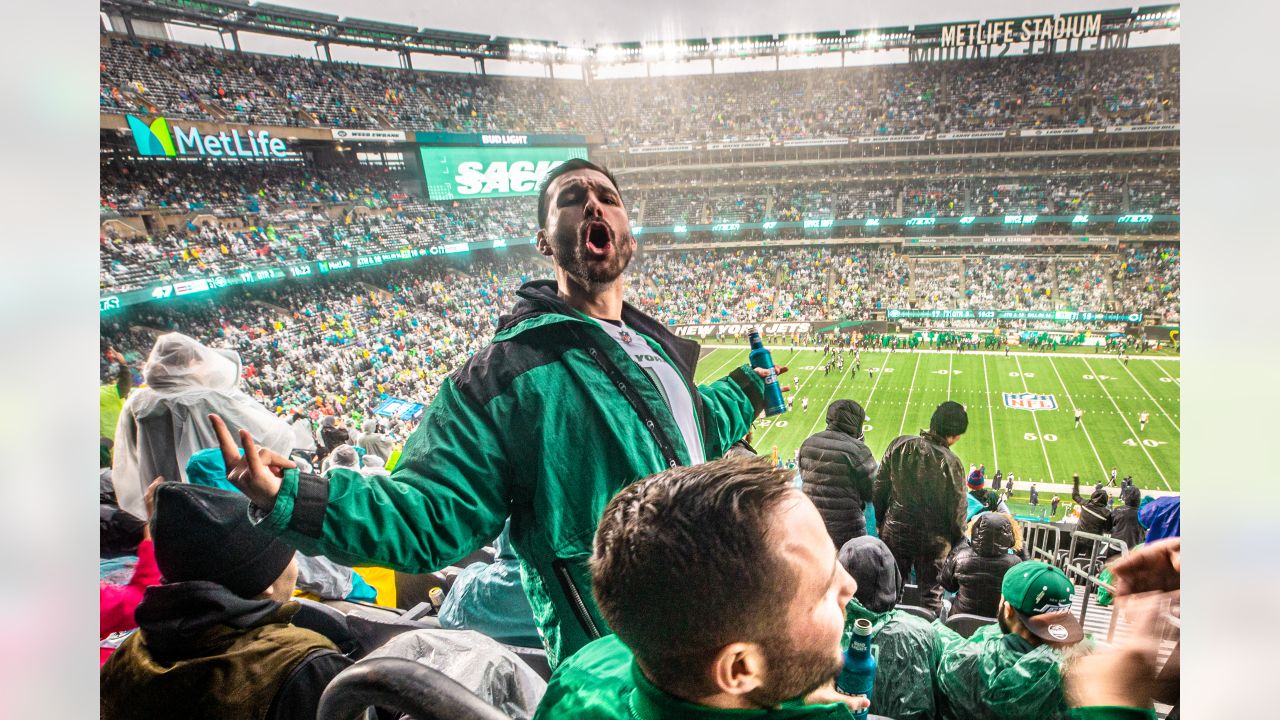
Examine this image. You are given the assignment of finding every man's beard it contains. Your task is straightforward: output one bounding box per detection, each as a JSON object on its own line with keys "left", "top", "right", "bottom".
{"left": 550, "top": 222, "right": 636, "bottom": 291}
{"left": 743, "top": 633, "right": 845, "bottom": 708}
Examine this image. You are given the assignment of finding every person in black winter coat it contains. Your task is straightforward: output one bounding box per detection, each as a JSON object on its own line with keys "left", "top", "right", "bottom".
{"left": 939, "top": 512, "right": 1022, "bottom": 618}
{"left": 799, "top": 399, "right": 878, "bottom": 549}
{"left": 1072, "top": 474, "right": 1114, "bottom": 561}
{"left": 1108, "top": 484, "right": 1146, "bottom": 556}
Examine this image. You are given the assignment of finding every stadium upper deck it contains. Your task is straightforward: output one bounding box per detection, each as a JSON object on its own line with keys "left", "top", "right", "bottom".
{"left": 101, "top": 35, "right": 1178, "bottom": 144}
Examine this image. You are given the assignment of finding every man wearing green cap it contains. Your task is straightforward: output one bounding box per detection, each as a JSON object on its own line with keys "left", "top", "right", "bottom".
{"left": 935, "top": 560, "right": 1085, "bottom": 720}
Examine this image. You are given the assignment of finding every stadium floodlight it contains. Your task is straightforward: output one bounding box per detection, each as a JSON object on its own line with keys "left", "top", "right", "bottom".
{"left": 783, "top": 36, "right": 818, "bottom": 53}
{"left": 642, "top": 44, "right": 664, "bottom": 61}
{"left": 865, "top": 32, "right": 882, "bottom": 47}
{"left": 564, "top": 46, "right": 589, "bottom": 62}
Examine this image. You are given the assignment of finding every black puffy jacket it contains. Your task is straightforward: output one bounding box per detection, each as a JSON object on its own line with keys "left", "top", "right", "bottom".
{"left": 798, "top": 400, "right": 878, "bottom": 548}
{"left": 940, "top": 512, "right": 1021, "bottom": 617}
{"left": 1109, "top": 485, "right": 1146, "bottom": 553}
{"left": 874, "top": 430, "right": 967, "bottom": 556}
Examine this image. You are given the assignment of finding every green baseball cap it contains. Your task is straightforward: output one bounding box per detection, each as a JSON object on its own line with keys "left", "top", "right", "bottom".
{"left": 1001, "top": 560, "right": 1083, "bottom": 644}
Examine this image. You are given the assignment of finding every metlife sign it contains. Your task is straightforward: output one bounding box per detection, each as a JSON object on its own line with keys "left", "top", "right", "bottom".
{"left": 127, "top": 115, "right": 292, "bottom": 159}
{"left": 418, "top": 145, "right": 589, "bottom": 201}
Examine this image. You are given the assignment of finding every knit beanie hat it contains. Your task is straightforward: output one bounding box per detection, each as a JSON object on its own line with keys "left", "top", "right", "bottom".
{"left": 150, "top": 483, "right": 295, "bottom": 599}
{"left": 930, "top": 401, "right": 969, "bottom": 437}
{"left": 967, "top": 468, "right": 985, "bottom": 489}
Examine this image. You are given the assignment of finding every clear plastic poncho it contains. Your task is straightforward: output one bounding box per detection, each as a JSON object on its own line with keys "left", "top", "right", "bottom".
{"left": 934, "top": 622, "right": 1073, "bottom": 720}
{"left": 843, "top": 599, "right": 941, "bottom": 720}
{"left": 362, "top": 628, "right": 546, "bottom": 719}
{"left": 111, "top": 332, "right": 295, "bottom": 519}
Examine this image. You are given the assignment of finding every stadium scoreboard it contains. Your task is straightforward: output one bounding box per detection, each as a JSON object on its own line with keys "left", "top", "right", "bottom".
{"left": 416, "top": 132, "right": 589, "bottom": 201}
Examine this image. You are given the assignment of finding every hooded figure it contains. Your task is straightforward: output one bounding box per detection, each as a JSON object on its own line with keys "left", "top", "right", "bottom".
{"left": 356, "top": 418, "right": 395, "bottom": 463}
{"left": 1109, "top": 484, "right": 1145, "bottom": 554}
{"left": 838, "top": 536, "right": 940, "bottom": 720}
{"left": 798, "top": 399, "right": 878, "bottom": 548}
{"left": 940, "top": 512, "right": 1021, "bottom": 617}
{"left": 1071, "top": 475, "right": 1114, "bottom": 559}
{"left": 111, "top": 333, "right": 295, "bottom": 519}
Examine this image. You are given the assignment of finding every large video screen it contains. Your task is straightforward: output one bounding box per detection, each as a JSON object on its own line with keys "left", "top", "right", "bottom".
{"left": 418, "top": 145, "right": 589, "bottom": 201}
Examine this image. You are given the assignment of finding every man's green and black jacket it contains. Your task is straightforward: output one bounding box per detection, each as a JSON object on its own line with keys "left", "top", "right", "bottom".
{"left": 253, "top": 280, "right": 768, "bottom": 666}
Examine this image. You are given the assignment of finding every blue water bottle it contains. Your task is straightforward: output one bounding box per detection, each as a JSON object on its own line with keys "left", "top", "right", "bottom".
{"left": 747, "top": 330, "right": 788, "bottom": 416}
{"left": 837, "top": 617, "right": 876, "bottom": 719}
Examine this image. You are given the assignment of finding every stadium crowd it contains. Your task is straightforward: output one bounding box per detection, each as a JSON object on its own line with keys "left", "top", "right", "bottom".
{"left": 102, "top": 36, "right": 1178, "bottom": 142}
{"left": 97, "top": 24, "right": 1185, "bottom": 711}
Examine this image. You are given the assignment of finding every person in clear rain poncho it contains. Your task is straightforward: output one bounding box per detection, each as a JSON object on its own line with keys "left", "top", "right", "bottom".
{"left": 110, "top": 332, "right": 296, "bottom": 519}
{"left": 838, "top": 535, "right": 941, "bottom": 720}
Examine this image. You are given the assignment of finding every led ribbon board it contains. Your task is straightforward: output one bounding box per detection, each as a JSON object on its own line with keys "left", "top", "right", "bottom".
{"left": 418, "top": 145, "right": 589, "bottom": 201}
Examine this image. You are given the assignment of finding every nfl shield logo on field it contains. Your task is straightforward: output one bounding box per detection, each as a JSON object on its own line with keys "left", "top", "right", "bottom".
{"left": 1003, "top": 392, "right": 1058, "bottom": 411}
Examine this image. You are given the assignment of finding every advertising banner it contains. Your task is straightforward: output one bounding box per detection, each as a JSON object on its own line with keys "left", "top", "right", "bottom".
{"left": 418, "top": 145, "right": 589, "bottom": 200}
{"left": 332, "top": 128, "right": 406, "bottom": 141}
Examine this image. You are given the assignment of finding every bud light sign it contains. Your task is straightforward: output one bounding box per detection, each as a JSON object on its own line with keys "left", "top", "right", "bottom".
{"left": 418, "top": 145, "right": 589, "bottom": 201}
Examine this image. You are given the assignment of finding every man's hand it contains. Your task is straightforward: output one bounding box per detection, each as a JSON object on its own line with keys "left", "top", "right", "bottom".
{"left": 805, "top": 680, "right": 871, "bottom": 712}
{"left": 1064, "top": 591, "right": 1172, "bottom": 709}
{"left": 1110, "top": 538, "right": 1180, "bottom": 597}
{"left": 754, "top": 364, "right": 791, "bottom": 393}
{"left": 209, "top": 413, "right": 294, "bottom": 512}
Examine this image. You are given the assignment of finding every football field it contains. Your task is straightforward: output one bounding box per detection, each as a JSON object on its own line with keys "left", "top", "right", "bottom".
{"left": 694, "top": 346, "right": 1181, "bottom": 501}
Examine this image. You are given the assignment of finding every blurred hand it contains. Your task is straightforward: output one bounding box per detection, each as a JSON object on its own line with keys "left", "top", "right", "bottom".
{"left": 141, "top": 476, "right": 163, "bottom": 538}
{"left": 754, "top": 364, "right": 791, "bottom": 392}
{"left": 805, "top": 681, "right": 870, "bottom": 712}
{"left": 1110, "top": 538, "right": 1180, "bottom": 597}
{"left": 1064, "top": 591, "right": 1173, "bottom": 709}
{"left": 209, "top": 413, "right": 294, "bottom": 511}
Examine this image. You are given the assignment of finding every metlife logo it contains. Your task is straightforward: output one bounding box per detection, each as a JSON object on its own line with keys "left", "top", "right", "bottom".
{"left": 126, "top": 115, "right": 292, "bottom": 159}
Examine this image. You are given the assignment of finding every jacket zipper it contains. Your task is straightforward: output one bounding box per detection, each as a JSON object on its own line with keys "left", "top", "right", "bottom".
{"left": 552, "top": 558, "right": 602, "bottom": 641}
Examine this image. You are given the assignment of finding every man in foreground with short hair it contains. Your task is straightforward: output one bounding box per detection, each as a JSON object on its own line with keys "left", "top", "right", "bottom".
{"left": 935, "top": 559, "right": 1086, "bottom": 720}
{"left": 535, "top": 456, "right": 867, "bottom": 719}
{"left": 874, "top": 400, "right": 970, "bottom": 614}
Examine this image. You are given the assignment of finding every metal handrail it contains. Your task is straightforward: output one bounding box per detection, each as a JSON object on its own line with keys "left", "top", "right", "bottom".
{"left": 1020, "top": 521, "right": 1063, "bottom": 565}
{"left": 1061, "top": 530, "right": 1129, "bottom": 643}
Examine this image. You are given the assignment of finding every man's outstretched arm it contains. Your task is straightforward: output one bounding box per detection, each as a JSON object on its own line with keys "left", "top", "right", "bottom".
{"left": 211, "top": 380, "right": 510, "bottom": 574}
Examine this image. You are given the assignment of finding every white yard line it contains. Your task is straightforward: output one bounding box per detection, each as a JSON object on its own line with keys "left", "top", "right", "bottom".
{"left": 1048, "top": 356, "right": 1110, "bottom": 483}
{"left": 897, "top": 352, "right": 924, "bottom": 437}
{"left": 947, "top": 351, "right": 954, "bottom": 397}
{"left": 1081, "top": 358, "right": 1173, "bottom": 491}
{"left": 1115, "top": 358, "right": 1180, "bottom": 432}
{"left": 1151, "top": 359, "right": 1182, "bottom": 385}
{"left": 1014, "top": 354, "right": 1056, "bottom": 484}
{"left": 981, "top": 353, "right": 999, "bottom": 473}
{"left": 696, "top": 348, "right": 747, "bottom": 383}
{"left": 795, "top": 349, "right": 876, "bottom": 441}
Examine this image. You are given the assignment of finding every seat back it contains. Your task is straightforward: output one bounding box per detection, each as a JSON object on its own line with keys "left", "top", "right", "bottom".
{"left": 944, "top": 613, "right": 997, "bottom": 638}
{"left": 317, "top": 657, "right": 509, "bottom": 720}
{"left": 291, "top": 597, "right": 358, "bottom": 655}
{"left": 898, "top": 604, "right": 936, "bottom": 621}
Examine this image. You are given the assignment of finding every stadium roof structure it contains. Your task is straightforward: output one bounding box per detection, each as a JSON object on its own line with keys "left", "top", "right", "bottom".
{"left": 100, "top": 0, "right": 1179, "bottom": 68}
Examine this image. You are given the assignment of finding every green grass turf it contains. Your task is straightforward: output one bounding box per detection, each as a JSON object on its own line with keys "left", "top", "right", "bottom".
{"left": 694, "top": 347, "right": 1181, "bottom": 494}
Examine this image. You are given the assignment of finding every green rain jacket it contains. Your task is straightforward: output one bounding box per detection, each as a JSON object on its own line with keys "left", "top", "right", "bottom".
{"left": 253, "top": 280, "right": 767, "bottom": 667}
{"left": 533, "top": 634, "right": 855, "bottom": 720}
{"left": 842, "top": 599, "right": 941, "bottom": 720}
{"left": 934, "top": 623, "right": 1074, "bottom": 720}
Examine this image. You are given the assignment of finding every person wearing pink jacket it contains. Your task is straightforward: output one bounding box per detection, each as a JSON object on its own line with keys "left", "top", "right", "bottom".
{"left": 100, "top": 480, "right": 162, "bottom": 666}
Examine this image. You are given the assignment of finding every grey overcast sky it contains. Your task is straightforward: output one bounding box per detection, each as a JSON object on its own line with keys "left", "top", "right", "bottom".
{"left": 158, "top": 1, "right": 1179, "bottom": 77}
